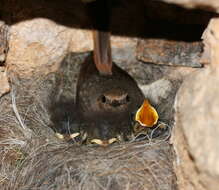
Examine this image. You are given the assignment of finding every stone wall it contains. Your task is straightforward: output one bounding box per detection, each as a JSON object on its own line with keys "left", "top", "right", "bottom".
{"left": 173, "top": 18, "right": 219, "bottom": 190}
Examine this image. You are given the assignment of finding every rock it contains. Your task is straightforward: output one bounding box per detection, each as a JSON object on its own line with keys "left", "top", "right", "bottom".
{"left": 140, "top": 79, "right": 172, "bottom": 105}
{"left": 7, "top": 18, "right": 74, "bottom": 76}
{"left": 69, "top": 29, "right": 93, "bottom": 52}
{"left": 173, "top": 18, "right": 219, "bottom": 190}
{"left": 0, "top": 21, "right": 9, "bottom": 64}
{"left": 201, "top": 18, "right": 219, "bottom": 67}
{"left": 111, "top": 36, "right": 137, "bottom": 64}
{"left": 157, "top": 0, "right": 219, "bottom": 13}
{"left": 0, "top": 67, "right": 10, "bottom": 98}
{"left": 171, "top": 119, "right": 206, "bottom": 190}
{"left": 174, "top": 67, "right": 219, "bottom": 190}
{"left": 137, "top": 39, "right": 204, "bottom": 67}
{"left": 6, "top": 17, "right": 137, "bottom": 77}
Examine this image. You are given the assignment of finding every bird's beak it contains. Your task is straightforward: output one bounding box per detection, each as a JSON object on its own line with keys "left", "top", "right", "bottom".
{"left": 135, "top": 99, "right": 159, "bottom": 127}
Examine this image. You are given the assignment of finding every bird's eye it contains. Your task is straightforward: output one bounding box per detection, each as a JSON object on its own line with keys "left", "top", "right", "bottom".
{"left": 101, "top": 95, "right": 106, "bottom": 103}
{"left": 126, "top": 95, "right": 130, "bottom": 102}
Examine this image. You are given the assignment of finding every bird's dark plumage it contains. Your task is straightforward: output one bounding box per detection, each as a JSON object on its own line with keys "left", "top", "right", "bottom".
{"left": 76, "top": 55, "right": 144, "bottom": 142}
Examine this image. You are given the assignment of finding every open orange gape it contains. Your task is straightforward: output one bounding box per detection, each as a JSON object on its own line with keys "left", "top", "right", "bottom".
{"left": 135, "top": 100, "right": 159, "bottom": 127}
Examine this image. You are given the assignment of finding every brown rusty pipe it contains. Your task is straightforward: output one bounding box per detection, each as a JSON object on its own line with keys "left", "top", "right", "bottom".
{"left": 85, "top": 0, "right": 113, "bottom": 75}
{"left": 93, "top": 30, "right": 112, "bottom": 75}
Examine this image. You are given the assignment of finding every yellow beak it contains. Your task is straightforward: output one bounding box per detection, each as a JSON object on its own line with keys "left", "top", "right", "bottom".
{"left": 135, "top": 100, "right": 159, "bottom": 127}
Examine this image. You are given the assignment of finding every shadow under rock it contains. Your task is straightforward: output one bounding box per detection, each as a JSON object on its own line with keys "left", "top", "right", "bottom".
{"left": 48, "top": 53, "right": 86, "bottom": 136}
{"left": 0, "top": 0, "right": 215, "bottom": 41}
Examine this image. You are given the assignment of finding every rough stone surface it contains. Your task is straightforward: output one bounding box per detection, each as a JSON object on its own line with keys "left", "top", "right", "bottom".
{"left": 201, "top": 18, "right": 219, "bottom": 67}
{"left": 7, "top": 18, "right": 76, "bottom": 75}
{"left": 0, "top": 67, "right": 10, "bottom": 98}
{"left": 0, "top": 21, "right": 9, "bottom": 64}
{"left": 173, "top": 18, "right": 219, "bottom": 190}
{"left": 6, "top": 18, "right": 137, "bottom": 77}
{"left": 111, "top": 36, "right": 137, "bottom": 64}
{"left": 140, "top": 79, "right": 172, "bottom": 105}
{"left": 175, "top": 67, "right": 219, "bottom": 190}
{"left": 171, "top": 121, "right": 206, "bottom": 190}
{"left": 137, "top": 39, "right": 204, "bottom": 67}
{"left": 157, "top": 0, "right": 219, "bottom": 13}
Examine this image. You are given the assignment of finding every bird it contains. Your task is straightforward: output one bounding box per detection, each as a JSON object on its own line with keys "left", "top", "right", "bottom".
{"left": 53, "top": 0, "right": 159, "bottom": 145}
{"left": 76, "top": 54, "right": 145, "bottom": 145}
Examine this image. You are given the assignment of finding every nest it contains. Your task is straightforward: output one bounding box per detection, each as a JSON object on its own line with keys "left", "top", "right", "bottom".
{"left": 0, "top": 53, "right": 178, "bottom": 190}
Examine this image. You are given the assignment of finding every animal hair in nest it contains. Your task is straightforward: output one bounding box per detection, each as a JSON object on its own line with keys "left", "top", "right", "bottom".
{"left": 0, "top": 53, "right": 177, "bottom": 190}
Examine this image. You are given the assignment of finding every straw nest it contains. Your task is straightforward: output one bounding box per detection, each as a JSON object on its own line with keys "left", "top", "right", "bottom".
{"left": 0, "top": 53, "right": 177, "bottom": 190}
